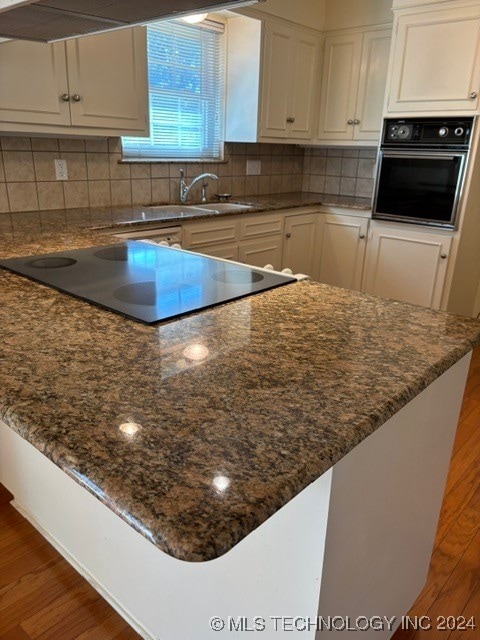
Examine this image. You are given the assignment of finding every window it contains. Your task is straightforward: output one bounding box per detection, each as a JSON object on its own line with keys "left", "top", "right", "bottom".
{"left": 122, "top": 20, "right": 225, "bottom": 161}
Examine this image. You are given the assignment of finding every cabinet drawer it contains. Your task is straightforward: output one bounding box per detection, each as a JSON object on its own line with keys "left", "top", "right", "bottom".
{"left": 239, "top": 213, "right": 284, "bottom": 240}
{"left": 183, "top": 219, "right": 240, "bottom": 249}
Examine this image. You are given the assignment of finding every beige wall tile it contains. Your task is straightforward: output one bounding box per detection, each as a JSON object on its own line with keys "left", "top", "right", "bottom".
{"left": 88, "top": 180, "right": 111, "bottom": 206}
{"left": 37, "top": 182, "right": 65, "bottom": 210}
{"left": 310, "top": 156, "right": 326, "bottom": 175}
{"left": 111, "top": 180, "right": 132, "bottom": 206}
{"left": 341, "top": 158, "right": 358, "bottom": 178}
{"left": 66, "top": 208, "right": 92, "bottom": 227}
{"left": 152, "top": 178, "right": 170, "bottom": 203}
{"left": 0, "top": 153, "right": 4, "bottom": 181}
{"left": 151, "top": 164, "right": 169, "bottom": 178}
{"left": 60, "top": 152, "right": 87, "bottom": 180}
{"left": 131, "top": 163, "right": 150, "bottom": 179}
{"left": 357, "top": 159, "right": 376, "bottom": 179}
{"left": 258, "top": 175, "right": 271, "bottom": 195}
{"left": 87, "top": 153, "right": 109, "bottom": 180}
{"left": 31, "top": 138, "right": 59, "bottom": 152}
{"left": 108, "top": 138, "right": 122, "bottom": 153}
{"left": 7, "top": 182, "right": 39, "bottom": 212}
{"left": 64, "top": 181, "right": 89, "bottom": 208}
{"left": 131, "top": 178, "right": 152, "bottom": 204}
{"left": 232, "top": 176, "right": 246, "bottom": 197}
{"left": 245, "top": 176, "right": 259, "bottom": 196}
{"left": 326, "top": 157, "right": 342, "bottom": 176}
{"left": 3, "top": 151, "right": 35, "bottom": 182}
{"left": 33, "top": 152, "right": 58, "bottom": 181}
{"left": 271, "top": 156, "right": 283, "bottom": 175}
{"left": 282, "top": 157, "right": 294, "bottom": 175}
{"left": 355, "top": 178, "right": 374, "bottom": 198}
{"left": 0, "top": 183, "right": 9, "bottom": 212}
{"left": 339, "top": 177, "right": 356, "bottom": 196}
{"left": 325, "top": 176, "right": 340, "bottom": 195}
{"left": 281, "top": 174, "right": 293, "bottom": 193}
{"left": 310, "top": 175, "right": 325, "bottom": 193}
{"left": 59, "top": 139, "right": 85, "bottom": 152}
{"left": 1, "top": 137, "right": 31, "bottom": 151}
{"left": 85, "top": 139, "right": 108, "bottom": 153}
{"left": 217, "top": 177, "right": 232, "bottom": 196}
{"left": 270, "top": 174, "right": 282, "bottom": 193}
{"left": 109, "top": 154, "right": 130, "bottom": 180}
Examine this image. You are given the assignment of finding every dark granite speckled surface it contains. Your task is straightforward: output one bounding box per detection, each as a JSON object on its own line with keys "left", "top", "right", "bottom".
{"left": 0, "top": 192, "right": 371, "bottom": 240}
{"left": 1, "top": 229, "right": 479, "bottom": 562}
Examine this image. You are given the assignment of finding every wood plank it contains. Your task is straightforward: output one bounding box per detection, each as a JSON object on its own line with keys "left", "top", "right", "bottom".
{"left": 446, "top": 580, "right": 480, "bottom": 640}
{"left": 0, "top": 484, "right": 13, "bottom": 507}
{"left": 73, "top": 611, "right": 130, "bottom": 640}
{"left": 0, "top": 627, "right": 31, "bottom": 640}
{"left": 445, "top": 426, "right": 480, "bottom": 494}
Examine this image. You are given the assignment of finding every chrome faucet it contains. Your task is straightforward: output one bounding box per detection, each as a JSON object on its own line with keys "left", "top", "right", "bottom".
{"left": 179, "top": 170, "right": 219, "bottom": 205}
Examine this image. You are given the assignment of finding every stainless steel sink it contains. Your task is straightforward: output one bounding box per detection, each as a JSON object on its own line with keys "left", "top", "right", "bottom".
{"left": 147, "top": 203, "right": 254, "bottom": 215}
{"left": 196, "top": 203, "right": 254, "bottom": 212}
{"left": 146, "top": 205, "right": 212, "bottom": 215}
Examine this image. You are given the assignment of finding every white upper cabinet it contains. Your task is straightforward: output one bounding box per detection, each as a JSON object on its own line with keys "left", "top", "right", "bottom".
{"left": 0, "top": 27, "right": 148, "bottom": 136}
{"left": 387, "top": 4, "right": 480, "bottom": 113}
{"left": 65, "top": 28, "right": 148, "bottom": 131}
{"left": 0, "top": 41, "right": 70, "bottom": 126}
{"left": 259, "top": 21, "right": 321, "bottom": 141}
{"left": 317, "top": 28, "right": 391, "bottom": 142}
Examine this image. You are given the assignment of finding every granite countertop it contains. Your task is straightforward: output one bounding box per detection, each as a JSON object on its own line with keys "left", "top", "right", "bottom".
{"left": 1, "top": 230, "right": 479, "bottom": 562}
{"left": 0, "top": 192, "right": 372, "bottom": 241}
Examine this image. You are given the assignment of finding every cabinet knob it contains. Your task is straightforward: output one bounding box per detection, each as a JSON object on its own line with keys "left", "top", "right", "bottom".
{"left": 60, "top": 93, "right": 70, "bottom": 102}
{"left": 470, "top": 91, "right": 478, "bottom": 99}
{"left": 347, "top": 119, "right": 354, "bottom": 125}
{"left": 440, "top": 253, "right": 448, "bottom": 259}
{"left": 359, "top": 234, "right": 366, "bottom": 239}
{"left": 72, "top": 94, "right": 81, "bottom": 102}
{"left": 286, "top": 232, "right": 292, "bottom": 239}
{"left": 286, "top": 117, "right": 295, "bottom": 124}
{"left": 354, "top": 119, "right": 360, "bottom": 125}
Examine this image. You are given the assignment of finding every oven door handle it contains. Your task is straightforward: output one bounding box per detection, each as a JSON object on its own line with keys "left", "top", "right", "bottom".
{"left": 380, "top": 151, "right": 465, "bottom": 161}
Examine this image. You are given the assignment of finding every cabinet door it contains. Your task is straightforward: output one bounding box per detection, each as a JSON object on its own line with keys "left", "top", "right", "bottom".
{"left": 288, "top": 32, "right": 320, "bottom": 140}
{"left": 183, "top": 218, "right": 240, "bottom": 250}
{"left": 238, "top": 237, "right": 283, "bottom": 270}
{"left": 283, "top": 214, "right": 319, "bottom": 278}
{"left": 194, "top": 243, "right": 239, "bottom": 261}
{"left": 387, "top": 6, "right": 480, "bottom": 113}
{"left": 0, "top": 40, "right": 70, "bottom": 126}
{"left": 318, "top": 215, "right": 368, "bottom": 291}
{"left": 363, "top": 223, "right": 452, "bottom": 309}
{"left": 259, "top": 22, "right": 294, "bottom": 138}
{"left": 317, "top": 33, "right": 363, "bottom": 141}
{"left": 354, "top": 30, "right": 391, "bottom": 141}
{"left": 66, "top": 27, "right": 148, "bottom": 132}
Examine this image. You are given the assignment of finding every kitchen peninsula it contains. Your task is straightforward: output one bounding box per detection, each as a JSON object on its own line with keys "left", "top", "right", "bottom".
{"left": 1, "top": 225, "right": 480, "bottom": 640}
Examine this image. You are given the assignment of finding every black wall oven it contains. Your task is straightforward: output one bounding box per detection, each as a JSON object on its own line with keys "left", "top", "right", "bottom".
{"left": 373, "top": 117, "right": 474, "bottom": 229}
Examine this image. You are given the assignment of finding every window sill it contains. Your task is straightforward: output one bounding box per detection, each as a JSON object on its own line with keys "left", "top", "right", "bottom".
{"left": 119, "top": 159, "right": 228, "bottom": 164}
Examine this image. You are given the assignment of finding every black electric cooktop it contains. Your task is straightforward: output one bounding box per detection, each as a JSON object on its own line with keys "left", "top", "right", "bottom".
{"left": 0, "top": 242, "right": 296, "bottom": 324}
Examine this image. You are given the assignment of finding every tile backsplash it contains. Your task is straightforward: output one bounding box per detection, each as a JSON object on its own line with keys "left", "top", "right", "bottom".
{"left": 0, "top": 136, "right": 377, "bottom": 215}
{"left": 302, "top": 148, "right": 377, "bottom": 199}
{"left": 0, "top": 137, "right": 304, "bottom": 213}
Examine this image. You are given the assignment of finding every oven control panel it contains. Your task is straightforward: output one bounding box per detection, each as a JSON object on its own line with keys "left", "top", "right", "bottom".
{"left": 383, "top": 117, "right": 474, "bottom": 148}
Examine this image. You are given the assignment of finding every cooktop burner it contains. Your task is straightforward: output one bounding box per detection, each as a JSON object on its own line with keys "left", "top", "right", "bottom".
{"left": 0, "top": 242, "right": 296, "bottom": 324}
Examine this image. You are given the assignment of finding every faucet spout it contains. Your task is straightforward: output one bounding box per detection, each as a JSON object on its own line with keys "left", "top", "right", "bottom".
{"left": 180, "top": 171, "right": 219, "bottom": 205}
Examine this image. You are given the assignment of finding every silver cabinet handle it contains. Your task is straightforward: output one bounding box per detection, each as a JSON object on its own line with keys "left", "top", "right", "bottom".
{"left": 470, "top": 91, "right": 478, "bottom": 99}
{"left": 347, "top": 119, "right": 354, "bottom": 125}
{"left": 441, "top": 253, "right": 448, "bottom": 259}
{"left": 354, "top": 119, "right": 360, "bottom": 125}
{"left": 60, "top": 93, "right": 70, "bottom": 102}
{"left": 286, "top": 117, "right": 295, "bottom": 124}
{"left": 286, "top": 232, "right": 292, "bottom": 239}
{"left": 72, "top": 94, "right": 81, "bottom": 102}
{"left": 359, "top": 234, "right": 366, "bottom": 239}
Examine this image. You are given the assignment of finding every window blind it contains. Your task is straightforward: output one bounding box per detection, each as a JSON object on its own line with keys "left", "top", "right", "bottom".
{"left": 122, "top": 20, "right": 225, "bottom": 161}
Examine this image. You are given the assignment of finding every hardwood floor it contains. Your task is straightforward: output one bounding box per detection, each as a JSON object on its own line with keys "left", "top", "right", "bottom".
{"left": 1, "top": 349, "right": 480, "bottom": 639}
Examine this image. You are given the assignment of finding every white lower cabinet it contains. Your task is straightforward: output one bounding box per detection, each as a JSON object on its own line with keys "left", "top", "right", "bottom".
{"left": 282, "top": 214, "right": 320, "bottom": 278}
{"left": 362, "top": 222, "right": 453, "bottom": 309}
{"left": 238, "top": 238, "right": 283, "bottom": 269}
{"left": 317, "top": 214, "right": 369, "bottom": 291}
